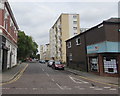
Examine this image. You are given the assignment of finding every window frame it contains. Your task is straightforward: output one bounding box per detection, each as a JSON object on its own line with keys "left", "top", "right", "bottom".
{"left": 67, "top": 42, "right": 71, "bottom": 48}
{"left": 76, "top": 37, "right": 81, "bottom": 45}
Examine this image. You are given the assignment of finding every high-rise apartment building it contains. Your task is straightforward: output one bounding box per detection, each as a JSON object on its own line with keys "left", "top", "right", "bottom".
{"left": 40, "top": 44, "right": 50, "bottom": 61}
{"left": 49, "top": 13, "right": 80, "bottom": 62}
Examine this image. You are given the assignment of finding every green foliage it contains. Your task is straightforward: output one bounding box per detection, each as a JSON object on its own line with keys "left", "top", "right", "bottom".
{"left": 17, "top": 30, "right": 38, "bottom": 60}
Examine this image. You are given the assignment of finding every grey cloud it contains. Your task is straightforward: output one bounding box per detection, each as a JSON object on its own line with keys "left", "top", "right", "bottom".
{"left": 10, "top": 2, "right": 118, "bottom": 51}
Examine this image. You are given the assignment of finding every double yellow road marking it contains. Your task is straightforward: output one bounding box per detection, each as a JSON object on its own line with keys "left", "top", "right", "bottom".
{"left": 0, "top": 64, "right": 28, "bottom": 86}
{"left": 78, "top": 75, "right": 118, "bottom": 87}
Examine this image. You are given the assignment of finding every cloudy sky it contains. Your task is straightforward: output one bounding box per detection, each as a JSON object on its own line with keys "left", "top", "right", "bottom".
{"left": 9, "top": 0, "right": 119, "bottom": 52}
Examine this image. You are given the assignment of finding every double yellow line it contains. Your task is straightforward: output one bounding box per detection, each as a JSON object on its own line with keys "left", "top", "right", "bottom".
{"left": 0, "top": 64, "right": 28, "bottom": 86}
{"left": 79, "top": 75, "right": 118, "bottom": 87}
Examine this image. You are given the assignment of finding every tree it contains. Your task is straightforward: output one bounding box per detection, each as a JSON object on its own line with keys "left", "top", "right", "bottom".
{"left": 17, "top": 30, "right": 38, "bottom": 61}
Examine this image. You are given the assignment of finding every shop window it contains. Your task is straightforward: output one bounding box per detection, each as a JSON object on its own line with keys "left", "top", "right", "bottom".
{"left": 103, "top": 57, "right": 117, "bottom": 73}
{"left": 90, "top": 57, "right": 98, "bottom": 72}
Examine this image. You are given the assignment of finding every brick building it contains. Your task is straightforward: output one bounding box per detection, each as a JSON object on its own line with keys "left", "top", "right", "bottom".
{"left": 66, "top": 18, "right": 120, "bottom": 77}
{"left": 0, "top": 1, "right": 19, "bottom": 71}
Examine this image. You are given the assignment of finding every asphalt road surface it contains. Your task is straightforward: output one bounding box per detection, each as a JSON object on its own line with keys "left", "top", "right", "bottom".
{"left": 2, "top": 62, "right": 119, "bottom": 94}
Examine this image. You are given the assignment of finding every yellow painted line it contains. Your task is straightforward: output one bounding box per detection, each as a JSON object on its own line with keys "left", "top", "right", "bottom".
{"left": 0, "top": 64, "right": 28, "bottom": 86}
{"left": 78, "top": 75, "right": 118, "bottom": 87}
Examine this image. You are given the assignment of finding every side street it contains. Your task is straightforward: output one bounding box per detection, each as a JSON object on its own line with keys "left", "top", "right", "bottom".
{"left": 0, "top": 0, "right": 120, "bottom": 95}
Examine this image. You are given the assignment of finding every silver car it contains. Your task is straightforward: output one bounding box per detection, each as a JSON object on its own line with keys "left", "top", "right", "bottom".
{"left": 47, "top": 60, "right": 54, "bottom": 67}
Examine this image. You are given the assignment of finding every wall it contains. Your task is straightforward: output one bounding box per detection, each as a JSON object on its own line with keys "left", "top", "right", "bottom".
{"left": 61, "top": 14, "right": 69, "bottom": 63}
{"left": 66, "top": 34, "right": 88, "bottom": 71}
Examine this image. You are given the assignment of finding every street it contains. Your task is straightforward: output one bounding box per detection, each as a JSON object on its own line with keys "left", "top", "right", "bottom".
{"left": 2, "top": 62, "right": 119, "bottom": 94}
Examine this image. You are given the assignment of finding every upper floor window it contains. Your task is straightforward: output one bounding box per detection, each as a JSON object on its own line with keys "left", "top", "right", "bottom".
{"left": 73, "top": 27, "right": 77, "bottom": 30}
{"left": 67, "top": 42, "right": 71, "bottom": 48}
{"left": 73, "top": 15, "right": 77, "bottom": 19}
{"left": 76, "top": 37, "right": 81, "bottom": 45}
{"left": 73, "top": 21, "right": 77, "bottom": 24}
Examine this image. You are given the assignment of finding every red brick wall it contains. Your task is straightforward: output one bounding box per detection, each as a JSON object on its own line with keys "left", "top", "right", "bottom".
{"left": 98, "top": 54, "right": 104, "bottom": 76}
{"left": 0, "top": 10, "right": 4, "bottom": 26}
{"left": 1, "top": 7, "right": 18, "bottom": 44}
{"left": 98, "top": 54, "right": 119, "bottom": 77}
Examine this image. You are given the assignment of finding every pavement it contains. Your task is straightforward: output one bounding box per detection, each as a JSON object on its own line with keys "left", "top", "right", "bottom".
{"left": 65, "top": 67, "right": 119, "bottom": 86}
{"left": 2, "top": 63, "right": 27, "bottom": 83}
{"left": 1, "top": 62, "right": 119, "bottom": 86}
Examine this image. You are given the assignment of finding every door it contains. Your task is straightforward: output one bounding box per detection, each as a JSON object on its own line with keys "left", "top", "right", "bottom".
{"left": 2, "top": 49, "right": 8, "bottom": 71}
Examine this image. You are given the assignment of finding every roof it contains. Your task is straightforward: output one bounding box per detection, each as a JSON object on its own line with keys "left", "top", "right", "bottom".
{"left": 66, "top": 17, "right": 120, "bottom": 42}
{"left": 104, "top": 18, "right": 120, "bottom": 23}
{"left": 5, "top": 2, "right": 19, "bottom": 30}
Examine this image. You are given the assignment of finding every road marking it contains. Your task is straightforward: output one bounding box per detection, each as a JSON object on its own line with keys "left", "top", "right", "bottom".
{"left": 75, "top": 86, "right": 85, "bottom": 90}
{"left": 46, "top": 73, "right": 49, "bottom": 77}
{"left": 104, "top": 87, "right": 111, "bottom": 89}
{"left": 109, "top": 88, "right": 117, "bottom": 91}
{"left": 78, "top": 75, "right": 118, "bottom": 87}
{"left": 89, "top": 86, "right": 95, "bottom": 88}
{"left": 61, "top": 86, "right": 72, "bottom": 90}
{"left": 69, "top": 75, "right": 88, "bottom": 84}
{"left": 33, "top": 88, "right": 38, "bottom": 90}
{"left": 51, "top": 79, "right": 55, "bottom": 82}
{"left": 56, "top": 83, "right": 64, "bottom": 90}
{"left": 94, "top": 88, "right": 103, "bottom": 90}
{"left": 0, "top": 64, "right": 28, "bottom": 86}
{"left": 2, "top": 88, "right": 10, "bottom": 90}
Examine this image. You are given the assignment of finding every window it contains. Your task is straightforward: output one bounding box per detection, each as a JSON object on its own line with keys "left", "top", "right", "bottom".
{"left": 103, "top": 57, "right": 117, "bottom": 73}
{"left": 76, "top": 37, "right": 81, "bottom": 45}
{"left": 73, "top": 27, "right": 77, "bottom": 30}
{"left": 69, "top": 53, "right": 72, "bottom": 61}
{"left": 73, "top": 15, "right": 77, "bottom": 18}
{"left": 67, "top": 42, "right": 71, "bottom": 48}
{"left": 90, "top": 57, "right": 98, "bottom": 72}
{"left": 118, "top": 29, "right": 120, "bottom": 32}
{"left": 73, "top": 21, "right": 77, "bottom": 24}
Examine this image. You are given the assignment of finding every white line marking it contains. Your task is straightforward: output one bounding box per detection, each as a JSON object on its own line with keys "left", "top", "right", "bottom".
{"left": 46, "top": 73, "right": 49, "bottom": 76}
{"left": 94, "top": 88, "right": 103, "bottom": 90}
{"left": 51, "top": 79, "right": 55, "bottom": 82}
{"left": 109, "top": 88, "right": 117, "bottom": 90}
{"left": 42, "top": 69, "right": 44, "bottom": 71}
{"left": 56, "top": 83, "right": 63, "bottom": 90}
{"left": 33, "top": 88, "right": 38, "bottom": 90}
{"left": 75, "top": 86, "right": 85, "bottom": 90}
{"left": 90, "top": 86, "right": 95, "bottom": 88}
{"left": 62, "top": 86, "right": 72, "bottom": 90}
{"left": 69, "top": 75, "right": 88, "bottom": 84}
{"left": 104, "top": 87, "right": 111, "bottom": 89}
{"left": 2, "top": 88, "right": 10, "bottom": 90}
{"left": 16, "top": 88, "right": 23, "bottom": 90}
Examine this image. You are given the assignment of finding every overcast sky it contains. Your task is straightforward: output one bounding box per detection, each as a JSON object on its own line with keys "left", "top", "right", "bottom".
{"left": 9, "top": 0, "right": 119, "bottom": 52}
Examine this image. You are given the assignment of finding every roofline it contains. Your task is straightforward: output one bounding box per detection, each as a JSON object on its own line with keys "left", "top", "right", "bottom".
{"left": 50, "top": 13, "right": 79, "bottom": 29}
{"left": 66, "top": 17, "right": 120, "bottom": 42}
{"left": 5, "top": 2, "right": 19, "bottom": 30}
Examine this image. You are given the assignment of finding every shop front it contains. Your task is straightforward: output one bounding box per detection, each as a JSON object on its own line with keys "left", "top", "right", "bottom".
{"left": 87, "top": 41, "right": 120, "bottom": 77}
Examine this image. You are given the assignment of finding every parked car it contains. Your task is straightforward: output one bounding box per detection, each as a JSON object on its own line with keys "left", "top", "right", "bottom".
{"left": 47, "top": 60, "right": 54, "bottom": 67}
{"left": 39, "top": 60, "right": 45, "bottom": 64}
{"left": 51, "top": 61, "right": 65, "bottom": 70}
